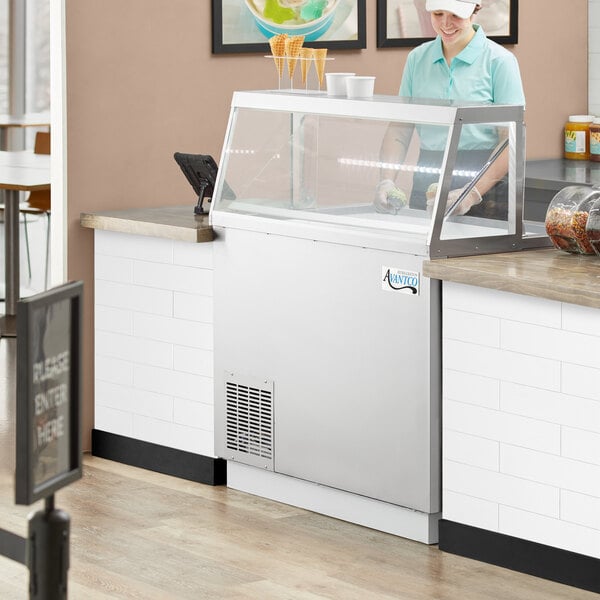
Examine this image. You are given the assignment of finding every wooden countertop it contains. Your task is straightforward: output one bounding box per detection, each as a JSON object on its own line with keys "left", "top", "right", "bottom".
{"left": 423, "top": 248, "right": 600, "bottom": 309}
{"left": 80, "top": 205, "right": 213, "bottom": 243}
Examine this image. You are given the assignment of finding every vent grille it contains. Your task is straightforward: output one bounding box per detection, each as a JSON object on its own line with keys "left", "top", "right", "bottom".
{"left": 225, "top": 377, "right": 273, "bottom": 461}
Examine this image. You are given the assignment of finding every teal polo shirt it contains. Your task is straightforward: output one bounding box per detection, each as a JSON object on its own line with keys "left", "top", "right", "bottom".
{"left": 399, "top": 25, "right": 525, "bottom": 150}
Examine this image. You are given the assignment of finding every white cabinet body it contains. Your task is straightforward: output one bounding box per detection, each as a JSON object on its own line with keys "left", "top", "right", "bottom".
{"left": 93, "top": 230, "right": 216, "bottom": 456}
{"left": 442, "top": 281, "right": 600, "bottom": 560}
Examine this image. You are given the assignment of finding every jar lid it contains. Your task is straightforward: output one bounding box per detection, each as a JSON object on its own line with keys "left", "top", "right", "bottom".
{"left": 569, "top": 115, "right": 595, "bottom": 123}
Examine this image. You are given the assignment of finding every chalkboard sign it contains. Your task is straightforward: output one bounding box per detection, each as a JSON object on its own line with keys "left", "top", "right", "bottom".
{"left": 15, "top": 281, "right": 83, "bottom": 505}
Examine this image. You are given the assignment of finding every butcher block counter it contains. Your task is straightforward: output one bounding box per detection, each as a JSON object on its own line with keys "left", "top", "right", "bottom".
{"left": 423, "top": 247, "right": 600, "bottom": 309}
{"left": 80, "top": 205, "right": 213, "bottom": 243}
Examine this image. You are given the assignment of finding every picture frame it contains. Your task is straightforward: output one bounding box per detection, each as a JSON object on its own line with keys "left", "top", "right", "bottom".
{"left": 15, "top": 281, "right": 83, "bottom": 505}
{"left": 212, "top": 0, "right": 367, "bottom": 54}
{"left": 377, "top": 0, "right": 518, "bottom": 48}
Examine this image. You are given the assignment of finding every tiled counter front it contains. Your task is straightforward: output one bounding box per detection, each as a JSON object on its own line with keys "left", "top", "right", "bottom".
{"left": 442, "top": 281, "right": 600, "bottom": 560}
{"left": 92, "top": 229, "right": 223, "bottom": 483}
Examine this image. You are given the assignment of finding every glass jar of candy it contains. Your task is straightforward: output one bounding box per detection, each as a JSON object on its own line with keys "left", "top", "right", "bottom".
{"left": 584, "top": 190, "right": 600, "bottom": 255}
{"left": 545, "top": 185, "right": 600, "bottom": 254}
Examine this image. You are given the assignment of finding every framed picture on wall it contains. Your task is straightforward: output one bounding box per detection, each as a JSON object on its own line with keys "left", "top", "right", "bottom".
{"left": 377, "top": 0, "right": 518, "bottom": 48}
{"left": 212, "top": 0, "right": 367, "bottom": 54}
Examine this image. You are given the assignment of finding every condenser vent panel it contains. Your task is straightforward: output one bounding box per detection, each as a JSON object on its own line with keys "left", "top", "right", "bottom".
{"left": 224, "top": 372, "right": 274, "bottom": 470}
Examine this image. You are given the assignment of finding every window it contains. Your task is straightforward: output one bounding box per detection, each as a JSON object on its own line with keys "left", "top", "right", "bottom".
{"left": 26, "top": 0, "right": 50, "bottom": 114}
{"left": 0, "top": 0, "right": 8, "bottom": 114}
{"left": 0, "top": 0, "right": 50, "bottom": 148}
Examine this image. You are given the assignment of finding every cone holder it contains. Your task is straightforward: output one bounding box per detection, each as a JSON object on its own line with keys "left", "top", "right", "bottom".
{"left": 265, "top": 55, "right": 334, "bottom": 92}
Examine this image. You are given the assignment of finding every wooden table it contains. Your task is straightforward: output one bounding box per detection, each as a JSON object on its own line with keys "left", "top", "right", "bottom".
{"left": 0, "top": 113, "right": 50, "bottom": 150}
{"left": 0, "top": 150, "right": 50, "bottom": 337}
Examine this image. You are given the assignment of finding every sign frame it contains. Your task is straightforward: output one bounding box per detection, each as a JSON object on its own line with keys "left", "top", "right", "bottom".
{"left": 377, "top": 0, "right": 518, "bottom": 48}
{"left": 15, "top": 281, "right": 83, "bottom": 505}
{"left": 212, "top": 0, "right": 367, "bottom": 54}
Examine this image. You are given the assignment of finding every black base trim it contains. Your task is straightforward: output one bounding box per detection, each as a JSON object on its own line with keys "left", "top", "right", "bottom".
{"left": 439, "top": 519, "right": 600, "bottom": 594}
{"left": 91, "top": 429, "right": 226, "bottom": 486}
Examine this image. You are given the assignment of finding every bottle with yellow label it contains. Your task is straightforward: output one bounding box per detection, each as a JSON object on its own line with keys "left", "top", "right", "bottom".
{"left": 564, "top": 115, "right": 594, "bottom": 160}
{"left": 590, "top": 118, "right": 600, "bottom": 163}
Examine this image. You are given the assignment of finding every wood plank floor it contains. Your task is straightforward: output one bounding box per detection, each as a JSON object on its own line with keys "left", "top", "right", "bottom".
{"left": 1, "top": 338, "right": 597, "bottom": 599}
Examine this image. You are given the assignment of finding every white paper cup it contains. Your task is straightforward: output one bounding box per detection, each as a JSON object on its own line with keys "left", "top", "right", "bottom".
{"left": 346, "top": 76, "right": 375, "bottom": 99}
{"left": 325, "top": 72, "right": 355, "bottom": 96}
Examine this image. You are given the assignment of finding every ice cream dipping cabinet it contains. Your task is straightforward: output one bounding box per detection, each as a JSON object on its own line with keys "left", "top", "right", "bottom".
{"left": 210, "top": 91, "right": 549, "bottom": 543}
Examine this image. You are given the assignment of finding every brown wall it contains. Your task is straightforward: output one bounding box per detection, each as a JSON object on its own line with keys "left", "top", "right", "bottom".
{"left": 66, "top": 0, "right": 589, "bottom": 450}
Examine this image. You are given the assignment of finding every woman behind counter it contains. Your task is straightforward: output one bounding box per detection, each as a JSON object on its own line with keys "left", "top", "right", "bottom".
{"left": 376, "top": 0, "right": 525, "bottom": 218}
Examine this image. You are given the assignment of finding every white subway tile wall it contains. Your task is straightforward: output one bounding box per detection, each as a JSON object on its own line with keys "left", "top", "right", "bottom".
{"left": 444, "top": 490, "right": 499, "bottom": 531}
{"left": 590, "top": 0, "right": 600, "bottom": 116}
{"left": 442, "top": 281, "right": 600, "bottom": 560}
{"left": 94, "top": 230, "right": 215, "bottom": 457}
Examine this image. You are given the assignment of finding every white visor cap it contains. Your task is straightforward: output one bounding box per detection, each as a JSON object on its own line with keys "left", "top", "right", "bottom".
{"left": 425, "top": 0, "right": 479, "bottom": 18}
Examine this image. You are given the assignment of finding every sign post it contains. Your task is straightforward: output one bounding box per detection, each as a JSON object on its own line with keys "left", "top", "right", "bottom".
{"left": 14, "top": 281, "right": 83, "bottom": 599}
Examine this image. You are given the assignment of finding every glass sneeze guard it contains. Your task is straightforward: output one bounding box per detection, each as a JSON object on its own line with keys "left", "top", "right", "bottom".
{"left": 211, "top": 91, "right": 551, "bottom": 258}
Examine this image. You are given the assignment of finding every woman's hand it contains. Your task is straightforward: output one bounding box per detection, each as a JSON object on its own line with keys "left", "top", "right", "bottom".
{"left": 426, "top": 183, "right": 482, "bottom": 216}
{"left": 446, "top": 186, "right": 482, "bottom": 215}
{"left": 374, "top": 179, "right": 408, "bottom": 214}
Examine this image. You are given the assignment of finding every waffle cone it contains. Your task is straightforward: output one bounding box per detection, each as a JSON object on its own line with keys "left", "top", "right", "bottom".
{"left": 269, "top": 34, "right": 287, "bottom": 79}
{"left": 314, "top": 48, "right": 328, "bottom": 86}
{"left": 285, "top": 35, "right": 304, "bottom": 79}
{"left": 299, "top": 47, "right": 314, "bottom": 85}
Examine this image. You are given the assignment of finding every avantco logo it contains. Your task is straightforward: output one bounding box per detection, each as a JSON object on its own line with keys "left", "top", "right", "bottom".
{"left": 382, "top": 267, "right": 419, "bottom": 295}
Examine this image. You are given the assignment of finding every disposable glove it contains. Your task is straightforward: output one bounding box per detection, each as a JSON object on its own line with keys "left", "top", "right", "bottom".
{"left": 426, "top": 184, "right": 482, "bottom": 216}
{"left": 374, "top": 179, "right": 408, "bottom": 214}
